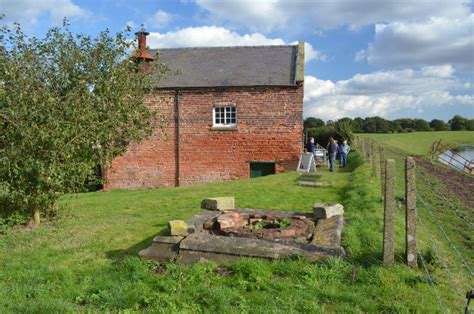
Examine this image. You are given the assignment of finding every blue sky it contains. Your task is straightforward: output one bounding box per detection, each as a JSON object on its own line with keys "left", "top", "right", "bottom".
{"left": 2, "top": 0, "right": 473, "bottom": 121}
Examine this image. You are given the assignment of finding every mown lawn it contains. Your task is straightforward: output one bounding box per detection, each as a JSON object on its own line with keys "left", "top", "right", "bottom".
{"left": 363, "top": 130, "right": 474, "bottom": 155}
{"left": 0, "top": 151, "right": 466, "bottom": 312}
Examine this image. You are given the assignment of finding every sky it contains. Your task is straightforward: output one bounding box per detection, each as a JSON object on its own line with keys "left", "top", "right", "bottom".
{"left": 2, "top": 0, "right": 473, "bottom": 121}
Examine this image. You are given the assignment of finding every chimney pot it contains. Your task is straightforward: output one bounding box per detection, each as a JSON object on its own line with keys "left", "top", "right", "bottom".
{"left": 133, "top": 30, "right": 155, "bottom": 62}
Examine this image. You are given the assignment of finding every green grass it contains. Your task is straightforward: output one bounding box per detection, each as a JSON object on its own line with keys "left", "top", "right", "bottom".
{"left": 0, "top": 151, "right": 468, "bottom": 312}
{"left": 363, "top": 131, "right": 474, "bottom": 155}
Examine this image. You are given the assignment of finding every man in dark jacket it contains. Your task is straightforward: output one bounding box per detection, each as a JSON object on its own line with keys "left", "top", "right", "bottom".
{"left": 327, "top": 137, "right": 337, "bottom": 173}
{"left": 306, "top": 137, "right": 316, "bottom": 153}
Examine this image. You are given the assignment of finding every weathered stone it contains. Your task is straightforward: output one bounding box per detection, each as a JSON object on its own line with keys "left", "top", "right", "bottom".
{"left": 203, "top": 218, "right": 216, "bottom": 230}
{"left": 217, "top": 212, "right": 247, "bottom": 229}
{"left": 298, "top": 181, "right": 331, "bottom": 187}
{"left": 405, "top": 157, "right": 417, "bottom": 268}
{"left": 185, "top": 210, "right": 220, "bottom": 232}
{"left": 168, "top": 220, "right": 196, "bottom": 236}
{"left": 312, "top": 215, "right": 344, "bottom": 248}
{"left": 313, "top": 203, "right": 344, "bottom": 219}
{"left": 138, "top": 236, "right": 184, "bottom": 262}
{"left": 179, "top": 233, "right": 344, "bottom": 263}
{"left": 201, "top": 197, "right": 235, "bottom": 211}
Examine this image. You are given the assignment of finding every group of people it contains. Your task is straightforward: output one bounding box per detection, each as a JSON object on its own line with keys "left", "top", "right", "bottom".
{"left": 306, "top": 137, "right": 350, "bottom": 173}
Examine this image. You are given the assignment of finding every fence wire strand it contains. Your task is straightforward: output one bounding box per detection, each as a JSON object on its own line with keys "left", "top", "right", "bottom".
{"left": 417, "top": 190, "right": 474, "bottom": 277}
{"left": 417, "top": 214, "right": 465, "bottom": 300}
{"left": 418, "top": 247, "right": 447, "bottom": 313}
{"left": 417, "top": 169, "right": 474, "bottom": 230}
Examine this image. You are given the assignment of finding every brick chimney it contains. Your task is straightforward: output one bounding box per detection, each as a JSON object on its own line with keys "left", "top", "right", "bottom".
{"left": 132, "top": 31, "right": 155, "bottom": 69}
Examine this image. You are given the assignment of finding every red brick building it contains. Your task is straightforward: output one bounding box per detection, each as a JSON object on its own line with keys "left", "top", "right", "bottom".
{"left": 104, "top": 33, "right": 304, "bottom": 189}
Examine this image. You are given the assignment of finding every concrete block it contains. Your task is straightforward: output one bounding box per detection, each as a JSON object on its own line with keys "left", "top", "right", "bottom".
{"left": 201, "top": 197, "right": 235, "bottom": 211}
{"left": 138, "top": 236, "right": 183, "bottom": 262}
{"left": 313, "top": 203, "right": 344, "bottom": 219}
{"left": 168, "top": 220, "right": 196, "bottom": 236}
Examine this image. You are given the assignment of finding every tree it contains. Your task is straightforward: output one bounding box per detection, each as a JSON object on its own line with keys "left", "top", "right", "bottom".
{"left": 334, "top": 119, "right": 354, "bottom": 144}
{"left": 449, "top": 115, "right": 467, "bottom": 130}
{"left": 413, "top": 119, "right": 431, "bottom": 132}
{"left": 303, "top": 117, "right": 325, "bottom": 129}
{"left": 466, "top": 119, "right": 474, "bottom": 131}
{"left": 352, "top": 117, "right": 364, "bottom": 133}
{"left": 0, "top": 21, "right": 165, "bottom": 224}
{"left": 429, "top": 119, "right": 449, "bottom": 131}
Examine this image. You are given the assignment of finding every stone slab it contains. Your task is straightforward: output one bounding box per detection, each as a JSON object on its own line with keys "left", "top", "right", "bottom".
{"left": 201, "top": 197, "right": 235, "bottom": 211}
{"left": 313, "top": 203, "right": 344, "bottom": 219}
{"left": 311, "top": 215, "right": 344, "bottom": 248}
{"left": 298, "top": 181, "right": 331, "bottom": 187}
{"left": 152, "top": 235, "right": 184, "bottom": 244}
{"left": 179, "top": 233, "right": 344, "bottom": 262}
{"left": 185, "top": 210, "right": 221, "bottom": 232}
{"left": 235, "top": 208, "right": 313, "bottom": 219}
{"left": 139, "top": 236, "right": 184, "bottom": 262}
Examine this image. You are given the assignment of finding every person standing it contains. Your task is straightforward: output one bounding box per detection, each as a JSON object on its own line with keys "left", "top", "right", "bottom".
{"left": 340, "top": 140, "right": 351, "bottom": 167}
{"left": 306, "top": 137, "right": 316, "bottom": 153}
{"left": 327, "top": 137, "right": 337, "bottom": 173}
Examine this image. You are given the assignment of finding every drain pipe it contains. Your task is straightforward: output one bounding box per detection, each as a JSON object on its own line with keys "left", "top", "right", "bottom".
{"left": 174, "top": 90, "right": 181, "bottom": 187}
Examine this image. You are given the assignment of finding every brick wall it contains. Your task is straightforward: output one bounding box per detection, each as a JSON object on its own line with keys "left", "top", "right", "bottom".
{"left": 104, "top": 85, "right": 303, "bottom": 189}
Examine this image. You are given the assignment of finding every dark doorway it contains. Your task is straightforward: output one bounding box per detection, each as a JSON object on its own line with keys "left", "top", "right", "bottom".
{"left": 250, "top": 162, "right": 276, "bottom": 178}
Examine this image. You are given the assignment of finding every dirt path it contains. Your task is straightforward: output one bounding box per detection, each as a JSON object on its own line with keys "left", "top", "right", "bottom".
{"left": 415, "top": 157, "right": 474, "bottom": 210}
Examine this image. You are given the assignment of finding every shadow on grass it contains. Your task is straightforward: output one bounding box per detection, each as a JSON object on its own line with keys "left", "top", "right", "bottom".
{"left": 105, "top": 224, "right": 168, "bottom": 262}
{"left": 339, "top": 151, "right": 364, "bottom": 173}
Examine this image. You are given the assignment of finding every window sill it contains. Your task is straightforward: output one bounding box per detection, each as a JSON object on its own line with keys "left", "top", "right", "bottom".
{"left": 210, "top": 126, "right": 238, "bottom": 131}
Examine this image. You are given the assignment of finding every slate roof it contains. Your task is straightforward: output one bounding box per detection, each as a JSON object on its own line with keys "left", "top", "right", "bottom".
{"left": 150, "top": 45, "right": 298, "bottom": 88}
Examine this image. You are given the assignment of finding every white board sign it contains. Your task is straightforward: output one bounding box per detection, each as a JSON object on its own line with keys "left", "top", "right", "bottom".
{"left": 297, "top": 153, "right": 316, "bottom": 173}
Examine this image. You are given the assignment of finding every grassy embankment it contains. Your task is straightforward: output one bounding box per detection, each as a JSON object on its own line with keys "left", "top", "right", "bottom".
{"left": 362, "top": 131, "right": 474, "bottom": 311}
{"left": 1, "top": 137, "right": 471, "bottom": 311}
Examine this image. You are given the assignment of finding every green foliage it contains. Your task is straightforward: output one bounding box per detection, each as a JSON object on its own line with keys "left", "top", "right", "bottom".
{"left": 0, "top": 150, "right": 469, "bottom": 311}
{"left": 429, "top": 119, "right": 449, "bottom": 131}
{"left": 0, "top": 21, "right": 165, "bottom": 220}
{"left": 449, "top": 114, "right": 467, "bottom": 130}
{"left": 334, "top": 118, "right": 354, "bottom": 143}
{"left": 303, "top": 117, "right": 325, "bottom": 129}
{"left": 306, "top": 126, "right": 341, "bottom": 147}
{"left": 305, "top": 115, "right": 473, "bottom": 134}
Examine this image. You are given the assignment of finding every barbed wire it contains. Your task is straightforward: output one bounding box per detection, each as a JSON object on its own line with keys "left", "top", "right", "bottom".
{"left": 417, "top": 214, "right": 465, "bottom": 299}
{"left": 417, "top": 190, "right": 474, "bottom": 277}
{"left": 416, "top": 169, "right": 474, "bottom": 230}
{"left": 418, "top": 246, "right": 447, "bottom": 313}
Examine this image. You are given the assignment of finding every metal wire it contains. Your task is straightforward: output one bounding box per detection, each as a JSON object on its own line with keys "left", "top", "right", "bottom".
{"left": 417, "top": 214, "right": 465, "bottom": 299}
{"left": 416, "top": 169, "right": 474, "bottom": 230}
{"left": 417, "top": 190, "right": 474, "bottom": 277}
{"left": 418, "top": 247, "right": 447, "bottom": 313}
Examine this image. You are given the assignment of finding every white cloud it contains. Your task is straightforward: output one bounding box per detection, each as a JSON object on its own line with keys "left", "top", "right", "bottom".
{"left": 147, "top": 26, "right": 325, "bottom": 63}
{"left": 304, "top": 69, "right": 474, "bottom": 120}
{"left": 421, "top": 65, "right": 455, "bottom": 78}
{"left": 194, "top": 0, "right": 470, "bottom": 30}
{"left": 2, "top": 0, "right": 88, "bottom": 25}
{"left": 361, "top": 15, "right": 474, "bottom": 71}
{"left": 146, "top": 10, "right": 173, "bottom": 29}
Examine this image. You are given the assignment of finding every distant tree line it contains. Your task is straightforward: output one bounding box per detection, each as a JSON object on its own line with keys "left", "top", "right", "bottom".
{"left": 304, "top": 115, "right": 474, "bottom": 134}
{"left": 303, "top": 115, "right": 473, "bottom": 147}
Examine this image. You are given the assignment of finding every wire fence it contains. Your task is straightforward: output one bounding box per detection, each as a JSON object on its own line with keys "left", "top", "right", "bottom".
{"left": 354, "top": 136, "right": 473, "bottom": 311}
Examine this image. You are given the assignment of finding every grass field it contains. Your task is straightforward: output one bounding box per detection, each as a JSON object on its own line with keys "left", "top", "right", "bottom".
{"left": 362, "top": 131, "right": 474, "bottom": 155}
{"left": 0, "top": 147, "right": 471, "bottom": 312}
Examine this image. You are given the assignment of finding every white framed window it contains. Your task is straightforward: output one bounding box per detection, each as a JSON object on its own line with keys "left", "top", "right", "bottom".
{"left": 213, "top": 106, "right": 237, "bottom": 127}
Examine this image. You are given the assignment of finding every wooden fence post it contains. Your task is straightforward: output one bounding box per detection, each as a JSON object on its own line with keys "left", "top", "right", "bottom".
{"left": 383, "top": 159, "right": 395, "bottom": 265}
{"left": 405, "top": 157, "right": 417, "bottom": 267}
